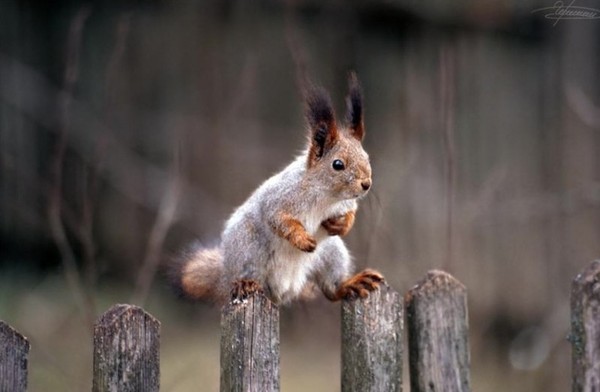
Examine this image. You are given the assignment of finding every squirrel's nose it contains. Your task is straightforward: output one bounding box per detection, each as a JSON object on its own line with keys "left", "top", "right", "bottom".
{"left": 361, "top": 179, "right": 372, "bottom": 191}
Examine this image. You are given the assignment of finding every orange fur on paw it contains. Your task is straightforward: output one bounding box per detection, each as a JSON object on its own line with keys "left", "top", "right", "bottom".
{"left": 290, "top": 230, "right": 317, "bottom": 252}
{"left": 274, "top": 213, "right": 317, "bottom": 252}
{"left": 321, "top": 211, "right": 355, "bottom": 236}
{"left": 333, "top": 269, "right": 385, "bottom": 301}
{"left": 230, "top": 279, "right": 263, "bottom": 302}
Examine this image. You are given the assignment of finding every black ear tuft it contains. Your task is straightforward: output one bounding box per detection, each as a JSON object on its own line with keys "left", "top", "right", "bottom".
{"left": 306, "top": 86, "right": 335, "bottom": 130}
{"left": 305, "top": 85, "right": 338, "bottom": 167}
{"left": 313, "top": 124, "right": 328, "bottom": 157}
{"left": 345, "top": 72, "right": 364, "bottom": 141}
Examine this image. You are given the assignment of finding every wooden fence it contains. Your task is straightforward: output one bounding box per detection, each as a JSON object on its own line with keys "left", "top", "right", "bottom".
{"left": 1, "top": 262, "right": 600, "bottom": 391}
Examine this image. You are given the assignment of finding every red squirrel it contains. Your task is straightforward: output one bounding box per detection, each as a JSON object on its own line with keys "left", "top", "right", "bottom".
{"left": 171, "top": 73, "right": 384, "bottom": 305}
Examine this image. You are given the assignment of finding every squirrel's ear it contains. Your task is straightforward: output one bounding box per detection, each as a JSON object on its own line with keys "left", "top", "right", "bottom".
{"left": 345, "top": 72, "right": 364, "bottom": 141}
{"left": 306, "top": 86, "right": 338, "bottom": 166}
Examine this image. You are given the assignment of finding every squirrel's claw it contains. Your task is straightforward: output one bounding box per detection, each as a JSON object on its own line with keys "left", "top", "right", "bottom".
{"left": 336, "top": 269, "right": 385, "bottom": 300}
{"left": 322, "top": 216, "right": 348, "bottom": 236}
{"left": 230, "top": 279, "right": 263, "bottom": 304}
{"left": 321, "top": 211, "right": 355, "bottom": 237}
{"left": 291, "top": 232, "right": 317, "bottom": 252}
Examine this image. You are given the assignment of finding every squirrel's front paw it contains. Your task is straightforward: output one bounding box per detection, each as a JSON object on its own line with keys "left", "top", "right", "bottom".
{"left": 322, "top": 215, "right": 350, "bottom": 236}
{"left": 290, "top": 232, "right": 317, "bottom": 252}
{"left": 336, "top": 269, "right": 385, "bottom": 300}
{"left": 321, "top": 211, "right": 355, "bottom": 237}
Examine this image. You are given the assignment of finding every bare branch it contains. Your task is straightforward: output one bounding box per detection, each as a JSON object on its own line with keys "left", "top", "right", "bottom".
{"left": 47, "top": 6, "right": 95, "bottom": 327}
{"left": 131, "top": 145, "right": 182, "bottom": 306}
{"left": 439, "top": 43, "right": 457, "bottom": 272}
{"left": 566, "top": 82, "right": 600, "bottom": 129}
{"left": 0, "top": 54, "right": 223, "bottom": 218}
{"left": 80, "top": 13, "right": 132, "bottom": 292}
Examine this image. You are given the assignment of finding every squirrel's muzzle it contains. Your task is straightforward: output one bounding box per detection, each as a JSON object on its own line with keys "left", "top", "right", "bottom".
{"left": 361, "top": 179, "right": 372, "bottom": 191}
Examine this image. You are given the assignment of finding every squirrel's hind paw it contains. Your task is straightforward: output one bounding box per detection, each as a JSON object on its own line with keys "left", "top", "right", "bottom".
{"left": 335, "top": 269, "right": 385, "bottom": 301}
{"left": 230, "top": 279, "right": 263, "bottom": 304}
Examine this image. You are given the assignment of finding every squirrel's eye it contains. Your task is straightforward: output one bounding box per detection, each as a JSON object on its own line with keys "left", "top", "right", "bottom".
{"left": 332, "top": 159, "right": 345, "bottom": 171}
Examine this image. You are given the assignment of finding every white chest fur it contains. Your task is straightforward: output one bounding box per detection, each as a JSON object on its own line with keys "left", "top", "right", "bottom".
{"left": 267, "top": 199, "right": 355, "bottom": 302}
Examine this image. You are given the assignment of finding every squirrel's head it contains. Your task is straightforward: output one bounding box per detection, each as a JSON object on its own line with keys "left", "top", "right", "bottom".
{"left": 304, "top": 73, "right": 372, "bottom": 200}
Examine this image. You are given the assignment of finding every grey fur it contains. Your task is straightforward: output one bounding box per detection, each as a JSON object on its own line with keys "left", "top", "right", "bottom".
{"left": 218, "top": 152, "right": 364, "bottom": 304}
{"left": 176, "top": 77, "right": 373, "bottom": 305}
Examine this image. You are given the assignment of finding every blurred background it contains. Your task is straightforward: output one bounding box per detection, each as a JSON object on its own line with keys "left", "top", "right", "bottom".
{"left": 1, "top": 0, "right": 599, "bottom": 390}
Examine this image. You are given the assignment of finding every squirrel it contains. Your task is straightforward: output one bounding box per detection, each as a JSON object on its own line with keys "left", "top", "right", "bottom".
{"left": 170, "top": 73, "right": 384, "bottom": 305}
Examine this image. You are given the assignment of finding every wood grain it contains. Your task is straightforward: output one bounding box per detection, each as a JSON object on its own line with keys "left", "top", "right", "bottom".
{"left": 220, "top": 290, "right": 279, "bottom": 392}
{"left": 571, "top": 260, "right": 600, "bottom": 392}
{"left": 405, "top": 270, "right": 470, "bottom": 392}
{"left": 342, "top": 286, "right": 403, "bottom": 392}
{"left": 92, "top": 304, "right": 160, "bottom": 392}
{"left": 0, "top": 320, "right": 29, "bottom": 392}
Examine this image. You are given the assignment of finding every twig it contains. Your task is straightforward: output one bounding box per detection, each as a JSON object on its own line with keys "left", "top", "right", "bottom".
{"left": 440, "top": 43, "right": 456, "bottom": 272}
{"left": 284, "top": 7, "right": 313, "bottom": 98}
{"left": 0, "top": 55, "right": 223, "bottom": 216}
{"left": 80, "top": 13, "right": 131, "bottom": 291}
{"left": 131, "top": 145, "right": 182, "bottom": 306}
{"left": 47, "top": 6, "right": 95, "bottom": 327}
{"left": 566, "top": 82, "right": 600, "bottom": 128}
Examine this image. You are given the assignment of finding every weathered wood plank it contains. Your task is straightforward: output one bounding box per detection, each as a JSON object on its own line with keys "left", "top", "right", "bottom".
{"left": 341, "top": 286, "right": 403, "bottom": 392}
{"left": 93, "top": 304, "right": 160, "bottom": 392}
{"left": 0, "top": 321, "right": 29, "bottom": 392}
{"left": 571, "top": 260, "right": 600, "bottom": 392}
{"left": 220, "top": 291, "right": 279, "bottom": 392}
{"left": 405, "top": 270, "right": 470, "bottom": 392}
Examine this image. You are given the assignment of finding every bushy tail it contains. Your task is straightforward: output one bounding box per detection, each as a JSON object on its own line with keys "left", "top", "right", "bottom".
{"left": 168, "top": 244, "right": 224, "bottom": 303}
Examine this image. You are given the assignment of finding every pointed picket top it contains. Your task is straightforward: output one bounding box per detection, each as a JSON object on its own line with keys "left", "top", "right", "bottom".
{"left": 93, "top": 304, "right": 160, "bottom": 392}
{"left": 0, "top": 320, "right": 30, "bottom": 392}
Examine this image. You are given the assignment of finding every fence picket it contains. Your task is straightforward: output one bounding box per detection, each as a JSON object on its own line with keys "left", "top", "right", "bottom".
{"left": 0, "top": 321, "right": 29, "bottom": 392}
{"left": 571, "top": 260, "right": 600, "bottom": 392}
{"left": 342, "top": 286, "right": 403, "bottom": 392}
{"left": 92, "top": 304, "right": 160, "bottom": 392}
{"left": 220, "top": 290, "right": 279, "bottom": 392}
{"left": 405, "top": 270, "right": 470, "bottom": 392}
